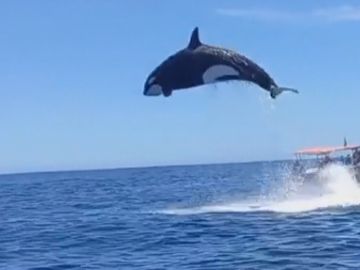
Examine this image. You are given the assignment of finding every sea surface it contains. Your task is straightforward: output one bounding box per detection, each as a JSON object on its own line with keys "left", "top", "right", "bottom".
{"left": 1, "top": 162, "right": 360, "bottom": 270}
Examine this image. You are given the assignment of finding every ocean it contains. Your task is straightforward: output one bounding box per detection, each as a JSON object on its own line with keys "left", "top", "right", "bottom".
{"left": 1, "top": 162, "right": 360, "bottom": 269}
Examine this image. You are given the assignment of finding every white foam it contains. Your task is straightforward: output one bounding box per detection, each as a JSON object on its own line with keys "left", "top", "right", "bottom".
{"left": 161, "top": 164, "right": 360, "bottom": 215}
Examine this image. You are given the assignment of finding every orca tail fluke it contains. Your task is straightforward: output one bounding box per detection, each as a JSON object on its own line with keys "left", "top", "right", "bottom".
{"left": 270, "top": 86, "right": 299, "bottom": 99}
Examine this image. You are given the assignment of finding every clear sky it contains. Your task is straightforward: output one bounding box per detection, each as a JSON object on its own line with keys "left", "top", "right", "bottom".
{"left": 1, "top": 0, "right": 360, "bottom": 174}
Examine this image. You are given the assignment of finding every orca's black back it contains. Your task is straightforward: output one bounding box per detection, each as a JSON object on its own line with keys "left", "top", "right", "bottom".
{"left": 153, "top": 44, "right": 277, "bottom": 92}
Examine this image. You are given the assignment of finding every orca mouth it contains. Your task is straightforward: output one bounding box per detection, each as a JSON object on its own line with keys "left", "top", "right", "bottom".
{"left": 144, "top": 84, "right": 163, "bottom": 96}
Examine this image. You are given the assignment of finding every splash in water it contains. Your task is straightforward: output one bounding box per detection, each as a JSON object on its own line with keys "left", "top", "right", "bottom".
{"left": 162, "top": 164, "right": 360, "bottom": 215}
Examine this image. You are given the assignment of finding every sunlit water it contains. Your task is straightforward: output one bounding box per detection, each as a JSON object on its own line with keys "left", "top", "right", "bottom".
{"left": 1, "top": 162, "right": 360, "bottom": 269}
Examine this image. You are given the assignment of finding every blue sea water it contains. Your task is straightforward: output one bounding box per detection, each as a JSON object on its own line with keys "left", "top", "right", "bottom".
{"left": 1, "top": 162, "right": 360, "bottom": 270}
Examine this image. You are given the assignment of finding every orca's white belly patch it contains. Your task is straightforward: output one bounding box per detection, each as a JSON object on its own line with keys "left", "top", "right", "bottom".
{"left": 202, "top": 65, "right": 239, "bottom": 84}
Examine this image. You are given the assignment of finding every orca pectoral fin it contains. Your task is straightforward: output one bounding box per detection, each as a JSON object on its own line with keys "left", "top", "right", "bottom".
{"left": 162, "top": 88, "right": 173, "bottom": 97}
{"left": 270, "top": 86, "right": 299, "bottom": 99}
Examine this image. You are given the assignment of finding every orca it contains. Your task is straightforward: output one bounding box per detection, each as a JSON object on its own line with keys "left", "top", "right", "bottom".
{"left": 143, "top": 27, "right": 298, "bottom": 99}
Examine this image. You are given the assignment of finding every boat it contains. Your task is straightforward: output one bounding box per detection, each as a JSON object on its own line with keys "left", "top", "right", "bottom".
{"left": 292, "top": 143, "right": 360, "bottom": 182}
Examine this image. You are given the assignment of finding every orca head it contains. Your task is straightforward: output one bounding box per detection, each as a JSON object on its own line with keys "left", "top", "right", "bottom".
{"left": 143, "top": 27, "right": 203, "bottom": 97}
{"left": 143, "top": 72, "right": 164, "bottom": 96}
{"left": 143, "top": 66, "right": 173, "bottom": 97}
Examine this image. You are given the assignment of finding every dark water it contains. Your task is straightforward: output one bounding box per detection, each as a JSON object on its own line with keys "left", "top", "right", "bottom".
{"left": 1, "top": 162, "right": 360, "bottom": 270}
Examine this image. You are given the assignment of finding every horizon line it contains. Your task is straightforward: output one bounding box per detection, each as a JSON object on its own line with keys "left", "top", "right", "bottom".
{"left": 0, "top": 158, "right": 293, "bottom": 178}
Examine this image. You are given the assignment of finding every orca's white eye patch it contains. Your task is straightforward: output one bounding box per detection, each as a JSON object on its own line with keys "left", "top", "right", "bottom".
{"left": 144, "top": 84, "right": 163, "bottom": 96}
{"left": 202, "top": 65, "right": 239, "bottom": 84}
{"left": 147, "top": 76, "right": 156, "bottom": 85}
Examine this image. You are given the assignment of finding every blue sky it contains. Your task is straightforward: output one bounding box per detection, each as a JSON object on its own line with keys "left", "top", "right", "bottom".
{"left": 1, "top": 0, "right": 360, "bottom": 174}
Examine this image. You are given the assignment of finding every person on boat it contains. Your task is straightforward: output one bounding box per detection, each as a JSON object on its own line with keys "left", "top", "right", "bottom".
{"left": 320, "top": 155, "right": 333, "bottom": 168}
{"left": 353, "top": 149, "right": 360, "bottom": 165}
{"left": 344, "top": 154, "right": 352, "bottom": 165}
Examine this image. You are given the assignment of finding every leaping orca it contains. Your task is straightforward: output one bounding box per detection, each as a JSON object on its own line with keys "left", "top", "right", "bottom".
{"left": 143, "top": 27, "right": 298, "bottom": 99}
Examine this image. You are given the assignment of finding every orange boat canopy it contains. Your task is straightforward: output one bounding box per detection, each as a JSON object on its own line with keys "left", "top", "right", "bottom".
{"left": 295, "top": 145, "right": 360, "bottom": 156}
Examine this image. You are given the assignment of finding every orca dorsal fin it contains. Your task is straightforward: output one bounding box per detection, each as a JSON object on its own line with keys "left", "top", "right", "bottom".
{"left": 187, "top": 27, "right": 202, "bottom": 50}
